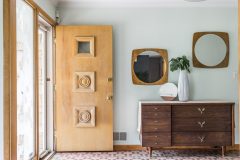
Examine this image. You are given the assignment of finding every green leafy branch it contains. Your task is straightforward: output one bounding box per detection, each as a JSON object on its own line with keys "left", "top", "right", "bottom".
{"left": 169, "top": 55, "right": 190, "bottom": 73}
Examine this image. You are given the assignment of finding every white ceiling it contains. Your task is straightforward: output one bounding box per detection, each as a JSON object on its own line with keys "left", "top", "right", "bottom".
{"left": 50, "top": 0, "right": 237, "bottom": 8}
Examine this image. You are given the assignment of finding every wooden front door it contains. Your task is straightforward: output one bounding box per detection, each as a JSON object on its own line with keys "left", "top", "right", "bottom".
{"left": 55, "top": 26, "right": 113, "bottom": 151}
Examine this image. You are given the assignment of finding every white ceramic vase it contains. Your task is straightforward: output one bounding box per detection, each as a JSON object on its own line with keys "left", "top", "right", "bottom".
{"left": 178, "top": 70, "right": 189, "bottom": 102}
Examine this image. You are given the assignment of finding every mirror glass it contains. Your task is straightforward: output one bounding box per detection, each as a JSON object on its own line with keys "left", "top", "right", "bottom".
{"left": 195, "top": 34, "right": 227, "bottom": 66}
{"left": 134, "top": 51, "right": 164, "bottom": 83}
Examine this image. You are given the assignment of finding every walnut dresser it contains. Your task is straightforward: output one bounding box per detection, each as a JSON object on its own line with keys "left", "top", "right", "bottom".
{"left": 139, "top": 101, "right": 235, "bottom": 157}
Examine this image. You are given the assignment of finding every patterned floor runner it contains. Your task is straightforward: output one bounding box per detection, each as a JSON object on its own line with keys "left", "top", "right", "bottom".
{"left": 52, "top": 150, "right": 240, "bottom": 160}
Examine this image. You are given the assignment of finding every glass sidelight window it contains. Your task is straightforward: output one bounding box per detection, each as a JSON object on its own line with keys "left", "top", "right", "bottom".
{"left": 16, "top": 0, "right": 35, "bottom": 159}
{"left": 16, "top": 0, "right": 54, "bottom": 159}
{"left": 38, "top": 17, "right": 54, "bottom": 158}
{"left": 38, "top": 24, "right": 47, "bottom": 156}
{"left": 38, "top": 17, "right": 53, "bottom": 157}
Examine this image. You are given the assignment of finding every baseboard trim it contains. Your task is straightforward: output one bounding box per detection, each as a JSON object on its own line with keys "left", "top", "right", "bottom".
{"left": 113, "top": 144, "right": 240, "bottom": 151}
{"left": 113, "top": 145, "right": 143, "bottom": 151}
{"left": 227, "top": 144, "right": 240, "bottom": 151}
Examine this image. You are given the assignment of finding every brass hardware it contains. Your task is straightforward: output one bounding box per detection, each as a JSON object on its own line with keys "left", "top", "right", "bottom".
{"left": 154, "top": 107, "right": 158, "bottom": 110}
{"left": 154, "top": 120, "right": 158, "bottom": 123}
{"left": 198, "top": 107, "right": 205, "bottom": 114}
{"left": 106, "top": 96, "right": 113, "bottom": 100}
{"left": 107, "top": 77, "right": 113, "bottom": 82}
{"left": 198, "top": 121, "right": 206, "bottom": 128}
{"left": 198, "top": 136, "right": 205, "bottom": 143}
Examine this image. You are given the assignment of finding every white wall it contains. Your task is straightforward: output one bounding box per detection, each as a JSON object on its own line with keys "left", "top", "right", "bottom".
{"left": 0, "top": 1, "right": 55, "bottom": 160}
{"left": 0, "top": 0, "right": 3, "bottom": 159}
{"left": 59, "top": 7, "right": 239, "bottom": 145}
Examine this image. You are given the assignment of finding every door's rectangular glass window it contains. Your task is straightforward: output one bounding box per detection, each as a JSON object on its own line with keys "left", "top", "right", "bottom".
{"left": 16, "top": 0, "right": 35, "bottom": 159}
{"left": 75, "top": 37, "right": 95, "bottom": 56}
{"left": 78, "top": 41, "right": 90, "bottom": 53}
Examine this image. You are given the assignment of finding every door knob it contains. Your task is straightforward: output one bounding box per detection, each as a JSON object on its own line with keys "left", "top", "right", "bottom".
{"left": 106, "top": 96, "right": 113, "bottom": 100}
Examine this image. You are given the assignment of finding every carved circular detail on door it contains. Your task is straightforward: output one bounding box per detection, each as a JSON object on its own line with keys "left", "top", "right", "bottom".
{"left": 78, "top": 75, "right": 91, "bottom": 88}
{"left": 79, "top": 110, "right": 91, "bottom": 123}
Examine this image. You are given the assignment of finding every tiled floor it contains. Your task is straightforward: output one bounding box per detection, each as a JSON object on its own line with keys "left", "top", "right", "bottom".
{"left": 52, "top": 150, "right": 240, "bottom": 160}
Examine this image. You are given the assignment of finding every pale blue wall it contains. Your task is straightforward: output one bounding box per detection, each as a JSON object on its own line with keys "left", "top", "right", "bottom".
{"left": 0, "top": 1, "right": 55, "bottom": 160}
{"left": 59, "top": 7, "right": 239, "bottom": 145}
{"left": 33, "top": 0, "right": 56, "bottom": 19}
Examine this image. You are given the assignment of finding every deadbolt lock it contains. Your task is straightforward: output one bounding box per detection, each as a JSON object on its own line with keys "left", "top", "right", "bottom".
{"left": 107, "top": 77, "right": 113, "bottom": 82}
{"left": 106, "top": 96, "right": 113, "bottom": 100}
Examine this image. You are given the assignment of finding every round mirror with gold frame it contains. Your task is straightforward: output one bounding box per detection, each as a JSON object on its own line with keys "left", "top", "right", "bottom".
{"left": 192, "top": 32, "right": 229, "bottom": 68}
{"left": 132, "top": 48, "right": 168, "bottom": 85}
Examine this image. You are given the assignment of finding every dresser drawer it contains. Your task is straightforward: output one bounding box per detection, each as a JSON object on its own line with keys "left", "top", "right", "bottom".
{"left": 172, "top": 132, "right": 232, "bottom": 146}
{"left": 142, "top": 118, "right": 171, "bottom": 132}
{"left": 172, "top": 117, "right": 231, "bottom": 132}
{"left": 142, "top": 133, "right": 171, "bottom": 147}
{"left": 172, "top": 105, "right": 232, "bottom": 118}
{"left": 142, "top": 105, "right": 171, "bottom": 113}
{"left": 142, "top": 123, "right": 171, "bottom": 132}
{"left": 142, "top": 111, "right": 171, "bottom": 119}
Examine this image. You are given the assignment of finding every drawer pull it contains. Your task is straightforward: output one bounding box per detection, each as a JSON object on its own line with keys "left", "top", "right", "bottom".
{"left": 154, "top": 113, "right": 158, "bottom": 116}
{"left": 154, "top": 107, "right": 158, "bottom": 110}
{"left": 155, "top": 136, "right": 158, "bottom": 138}
{"left": 198, "top": 136, "right": 205, "bottom": 143}
{"left": 154, "top": 120, "right": 158, "bottom": 123}
{"left": 198, "top": 107, "right": 205, "bottom": 114}
{"left": 198, "top": 121, "right": 206, "bottom": 128}
{"left": 155, "top": 142, "right": 158, "bottom": 145}
{"left": 154, "top": 128, "right": 158, "bottom": 130}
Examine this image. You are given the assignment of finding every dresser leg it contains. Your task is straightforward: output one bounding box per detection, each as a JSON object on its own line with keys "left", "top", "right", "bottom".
{"left": 221, "top": 146, "right": 226, "bottom": 157}
{"left": 148, "top": 147, "right": 152, "bottom": 157}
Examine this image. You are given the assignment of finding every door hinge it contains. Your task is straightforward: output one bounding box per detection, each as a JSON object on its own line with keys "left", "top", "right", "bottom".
{"left": 54, "top": 130, "right": 57, "bottom": 150}
{"left": 54, "top": 84, "right": 56, "bottom": 91}
{"left": 54, "top": 130, "right": 57, "bottom": 137}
